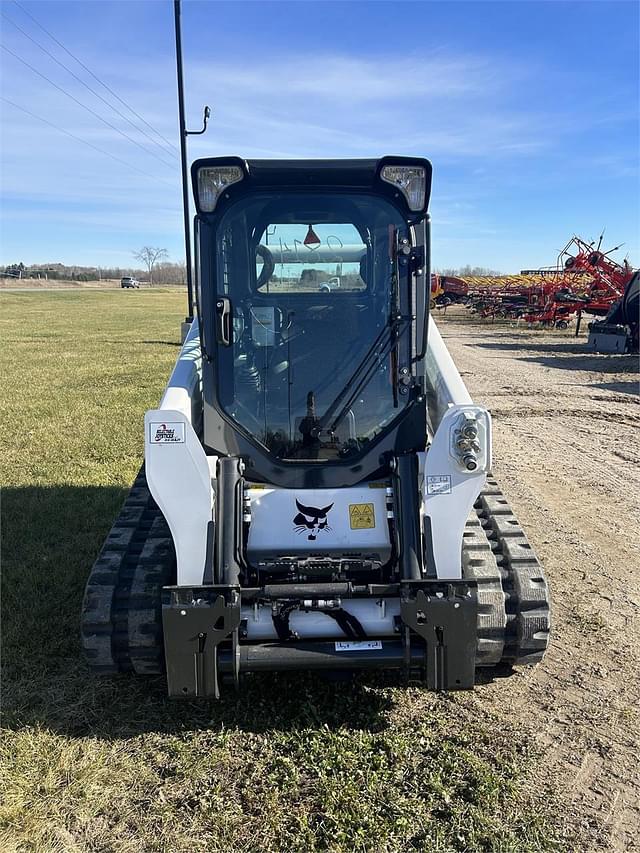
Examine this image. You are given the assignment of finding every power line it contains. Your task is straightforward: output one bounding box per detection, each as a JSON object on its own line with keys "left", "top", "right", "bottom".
{"left": 0, "top": 95, "right": 176, "bottom": 188}
{"left": 1, "top": 9, "right": 179, "bottom": 164}
{"left": 12, "top": 0, "right": 179, "bottom": 157}
{"left": 1, "top": 43, "right": 177, "bottom": 171}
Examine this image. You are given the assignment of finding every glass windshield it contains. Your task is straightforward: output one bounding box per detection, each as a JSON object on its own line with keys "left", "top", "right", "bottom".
{"left": 214, "top": 191, "right": 411, "bottom": 461}
{"left": 256, "top": 222, "right": 366, "bottom": 293}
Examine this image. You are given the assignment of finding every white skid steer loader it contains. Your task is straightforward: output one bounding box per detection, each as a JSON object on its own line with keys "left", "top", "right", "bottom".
{"left": 81, "top": 156, "right": 550, "bottom": 697}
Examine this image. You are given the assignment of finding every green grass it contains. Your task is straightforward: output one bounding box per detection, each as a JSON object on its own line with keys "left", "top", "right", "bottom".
{"left": 1, "top": 291, "right": 571, "bottom": 852}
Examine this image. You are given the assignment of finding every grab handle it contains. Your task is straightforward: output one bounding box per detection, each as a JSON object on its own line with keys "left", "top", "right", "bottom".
{"left": 215, "top": 297, "right": 232, "bottom": 346}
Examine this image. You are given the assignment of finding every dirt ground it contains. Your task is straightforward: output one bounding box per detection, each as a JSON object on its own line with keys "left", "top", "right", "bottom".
{"left": 438, "top": 313, "right": 639, "bottom": 852}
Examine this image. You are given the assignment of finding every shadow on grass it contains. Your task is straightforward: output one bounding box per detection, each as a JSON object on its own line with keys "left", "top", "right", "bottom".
{"left": 2, "top": 484, "right": 398, "bottom": 739}
{"left": 5, "top": 665, "right": 398, "bottom": 741}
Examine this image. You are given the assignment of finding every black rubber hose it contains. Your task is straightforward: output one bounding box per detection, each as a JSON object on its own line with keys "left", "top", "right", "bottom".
{"left": 271, "top": 605, "right": 367, "bottom": 641}
{"left": 323, "top": 608, "right": 367, "bottom": 639}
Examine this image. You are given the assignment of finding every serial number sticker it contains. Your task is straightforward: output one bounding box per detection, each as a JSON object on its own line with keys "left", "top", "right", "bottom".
{"left": 427, "top": 475, "right": 452, "bottom": 495}
{"left": 349, "top": 502, "right": 375, "bottom": 529}
{"left": 335, "top": 640, "right": 383, "bottom": 652}
{"left": 150, "top": 421, "right": 185, "bottom": 444}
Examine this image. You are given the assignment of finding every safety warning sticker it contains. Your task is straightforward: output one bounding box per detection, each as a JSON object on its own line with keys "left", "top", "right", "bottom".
{"left": 427, "top": 475, "right": 452, "bottom": 495}
{"left": 335, "top": 640, "right": 382, "bottom": 652}
{"left": 349, "top": 502, "right": 375, "bottom": 529}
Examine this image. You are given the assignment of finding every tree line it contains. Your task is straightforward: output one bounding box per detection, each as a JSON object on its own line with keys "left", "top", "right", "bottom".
{"left": 3, "top": 248, "right": 186, "bottom": 285}
{"left": 3, "top": 256, "right": 501, "bottom": 283}
{"left": 436, "top": 265, "right": 501, "bottom": 277}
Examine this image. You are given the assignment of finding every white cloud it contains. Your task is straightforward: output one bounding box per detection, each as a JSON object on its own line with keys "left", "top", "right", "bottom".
{"left": 189, "top": 52, "right": 496, "bottom": 103}
{"left": 1, "top": 36, "right": 637, "bottom": 267}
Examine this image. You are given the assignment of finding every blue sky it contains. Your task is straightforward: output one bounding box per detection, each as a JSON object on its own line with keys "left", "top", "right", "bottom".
{"left": 0, "top": 0, "right": 638, "bottom": 272}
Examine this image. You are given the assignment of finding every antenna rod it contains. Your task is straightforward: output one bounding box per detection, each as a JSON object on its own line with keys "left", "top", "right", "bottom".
{"left": 174, "top": 0, "right": 194, "bottom": 323}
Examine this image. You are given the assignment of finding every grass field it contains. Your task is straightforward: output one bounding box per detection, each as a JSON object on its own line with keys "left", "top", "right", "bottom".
{"left": 1, "top": 292, "right": 572, "bottom": 853}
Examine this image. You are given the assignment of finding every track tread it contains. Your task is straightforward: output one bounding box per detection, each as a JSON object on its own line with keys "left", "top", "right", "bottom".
{"left": 81, "top": 466, "right": 176, "bottom": 675}
{"left": 467, "top": 476, "right": 551, "bottom": 667}
{"left": 462, "top": 517, "right": 506, "bottom": 666}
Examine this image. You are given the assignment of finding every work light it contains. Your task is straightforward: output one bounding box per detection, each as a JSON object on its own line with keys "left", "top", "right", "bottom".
{"left": 380, "top": 164, "right": 427, "bottom": 211}
{"left": 197, "top": 165, "right": 244, "bottom": 211}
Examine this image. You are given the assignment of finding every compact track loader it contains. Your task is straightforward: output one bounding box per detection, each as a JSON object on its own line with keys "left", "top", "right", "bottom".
{"left": 81, "top": 156, "right": 550, "bottom": 697}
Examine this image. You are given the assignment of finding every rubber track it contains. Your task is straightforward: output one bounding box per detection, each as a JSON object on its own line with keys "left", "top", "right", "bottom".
{"left": 462, "top": 513, "right": 506, "bottom": 666}
{"left": 465, "top": 475, "right": 551, "bottom": 666}
{"left": 81, "top": 467, "right": 176, "bottom": 674}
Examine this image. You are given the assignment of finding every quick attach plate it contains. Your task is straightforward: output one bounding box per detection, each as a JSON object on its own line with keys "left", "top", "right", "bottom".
{"left": 163, "top": 585, "right": 241, "bottom": 698}
{"left": 400, "top": 580, "right": 477, "bottom": 690}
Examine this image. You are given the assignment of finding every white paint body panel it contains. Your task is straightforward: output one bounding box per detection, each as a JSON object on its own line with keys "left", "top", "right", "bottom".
{"left": 425, "top": 317, "right": 472, "bottom": 420}
{"left": 246, "top": 485, "right": 391, "bottom": 559}
{"left": 421, "top": 317, "right": 492, "bottom": 579}
{"left": 243, "top": 599, "right": 399, "bottom": 641}
{"left": 145, "top": 319, "right": 214, "bottom": 586}
{"left": 421, "top": 406, "right": 491, "bottom": 581}
{"left": 159, "top": 318, "right": 203, "bottom": 429}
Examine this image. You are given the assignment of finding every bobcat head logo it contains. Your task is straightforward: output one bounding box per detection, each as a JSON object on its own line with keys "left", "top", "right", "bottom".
{"left": 293, "top": 499, "right": 334, "bottom": 541}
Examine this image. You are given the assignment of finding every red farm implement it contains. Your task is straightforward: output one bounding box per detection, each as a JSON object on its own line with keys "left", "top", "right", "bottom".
{"left": 446, "top": 235, "right": 635, "bottom": 329}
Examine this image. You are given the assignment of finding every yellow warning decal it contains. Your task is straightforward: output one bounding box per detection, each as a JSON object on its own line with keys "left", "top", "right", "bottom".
{"left": 349, "top": 503, "right": 376, "bottom": 530}
{"left": 367, "top": 481, "right": 389, "bottom": 489}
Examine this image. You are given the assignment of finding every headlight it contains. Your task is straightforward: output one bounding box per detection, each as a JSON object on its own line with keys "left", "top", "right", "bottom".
{"left": 380, "top": 164, "right": 427, "bottom": 211}
{"left": 197, "top": 166, "right": 244, "bottom": 212}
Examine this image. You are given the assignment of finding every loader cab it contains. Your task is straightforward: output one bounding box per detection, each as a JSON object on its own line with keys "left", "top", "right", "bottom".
{"left": 193, "top": 156, "right": 432, "bottom": 487}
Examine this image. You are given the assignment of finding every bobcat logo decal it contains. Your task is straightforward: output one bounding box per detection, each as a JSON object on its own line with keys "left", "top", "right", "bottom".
{"left": 293, "top": 499, "right": 334, "bottom": 541}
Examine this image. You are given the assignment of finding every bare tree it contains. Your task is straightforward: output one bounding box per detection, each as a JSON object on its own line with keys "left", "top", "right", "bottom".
{"left": 154, "top": 261, "right": 187, "bottom": 285}
{"left": 132, "top": 247, "right": 169, "bottom": 285}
